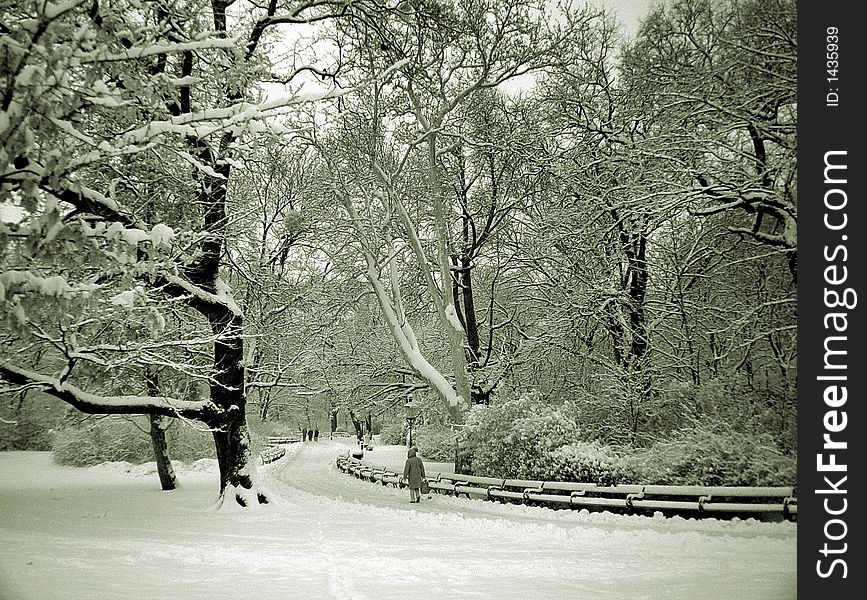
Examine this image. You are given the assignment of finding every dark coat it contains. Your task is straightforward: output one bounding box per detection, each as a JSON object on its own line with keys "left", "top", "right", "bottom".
{"left": 403, "top": 448, "right": 426, "bottom": 490}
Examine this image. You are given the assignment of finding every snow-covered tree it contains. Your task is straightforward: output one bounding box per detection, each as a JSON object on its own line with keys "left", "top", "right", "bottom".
{"left": 302, "top": 0, "right": 601, "bottom": 420}
{"left": 0, "top": 0, "right": 397, "bottom": 507}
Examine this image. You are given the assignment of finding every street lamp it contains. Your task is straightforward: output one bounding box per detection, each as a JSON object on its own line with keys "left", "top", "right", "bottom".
{"left": 404, "top": 399, "right": 419, "bottom": 447}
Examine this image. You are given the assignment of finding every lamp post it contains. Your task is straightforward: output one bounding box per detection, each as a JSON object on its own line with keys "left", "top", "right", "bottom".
{"left": 404, "top": 399, "right": 419, "bottom": 447}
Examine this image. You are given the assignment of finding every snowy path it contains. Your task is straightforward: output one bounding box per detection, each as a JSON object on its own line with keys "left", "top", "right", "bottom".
{"left": 0, "top": 442, "right": 796, "bottom": 599}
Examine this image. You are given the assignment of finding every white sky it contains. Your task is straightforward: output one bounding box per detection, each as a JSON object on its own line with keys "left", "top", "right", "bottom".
{"left": 598, "top": 0, "right": 659, "bottom": 38}
{"left": 0, "top": 440, "right": 795, "bottom": 599}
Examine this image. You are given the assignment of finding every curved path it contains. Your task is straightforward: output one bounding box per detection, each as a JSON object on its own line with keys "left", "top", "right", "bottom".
{"left": 268, "top": 437, "right": 796, "bottom": 537}
{"left": 259, "top": 438, "right": 797, "bottom": 598}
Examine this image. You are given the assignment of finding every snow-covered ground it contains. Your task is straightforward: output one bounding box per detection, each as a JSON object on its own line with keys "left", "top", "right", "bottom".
{"left": 0, "top": 438, "right": 796, "bottom": 599}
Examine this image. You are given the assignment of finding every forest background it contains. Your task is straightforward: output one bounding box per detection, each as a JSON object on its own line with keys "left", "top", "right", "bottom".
{"left": 0, "top": 0, "right": 797, "bottom": 504}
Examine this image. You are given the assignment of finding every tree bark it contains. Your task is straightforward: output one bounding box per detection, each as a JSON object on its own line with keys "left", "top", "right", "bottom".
{"left": 330, "top": 406, "right": 338, "bottom": 434}
{"left": 428, "top": 131, "right": 472, "bottom": 414}
{"left": 349, "top": 410, "right": 363, "bottom": 443}
{"left": 145, "top": 368, "right": 177, "bottom": 491}
{"left": 211, "top": 417, "right": 265, "bottom": 507}
{"left": 149, "top": 414, "right": 177, "bottom": 491}
{"left": 203, "top": 307, "right": 269, "bottom": 506}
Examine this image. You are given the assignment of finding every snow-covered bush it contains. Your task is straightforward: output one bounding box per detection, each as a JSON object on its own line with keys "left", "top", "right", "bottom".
{"left": 649, "top": 378, "right": 796, "bottom": 454}
{"left": 456, "top": 394, "right": 794, "bottom": 487}
{"left": 459, "top": 392, "right": 585, "bottom": 479}
{"left": 378, "top": 421, "right": 406, "bottom": 445}
{"left": 0, "top": 393, "right": 65, "bottom": 451}
{"left": 542, "top": 442, "right": 628, "bottom": 486}
{"left": 53, "top": 419, "right": 153, "bottom": 466}
{"left": 52, "top": 418, "right": 214, "bottom": 467}
{"left": 414, "top": 425, "right": 457, "bottom": 461}
{"left": 623, "top": 423, "right": 796, "bottom": 486}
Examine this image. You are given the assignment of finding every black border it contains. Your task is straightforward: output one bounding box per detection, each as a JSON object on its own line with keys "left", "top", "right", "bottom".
{"left": 798, "top": 1, "right": 864, "bottom": 596}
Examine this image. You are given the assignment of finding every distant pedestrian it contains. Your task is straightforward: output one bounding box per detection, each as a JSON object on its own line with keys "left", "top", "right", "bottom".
{"left": 314, "top": 428, "right": 319, "bottom": 442}
{"left": 402, "top": 446, "right": 426, "bottom": 504}
{"left": 301, "top": 427, "right": 307, "bottom": 442}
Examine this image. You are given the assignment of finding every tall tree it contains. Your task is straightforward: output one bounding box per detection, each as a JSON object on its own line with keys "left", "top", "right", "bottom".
{"left": 622, "top": 0, "right": 797, "bottom": 279}
{"left": 0, "top": 0, "right": 399, "bottom": 507}
{"left": 305, "top": 0, "right": 601, "bottom": 417}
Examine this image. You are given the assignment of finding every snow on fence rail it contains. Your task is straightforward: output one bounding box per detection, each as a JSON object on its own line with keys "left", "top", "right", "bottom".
{"left": 259, "top": 436, "right": 304, "bottom": 465}
{"left": 266, "top": 436, "right": 302, "bottom": 445}
{"left": 260, "top": 445, "right": 286, "bottom": 465}
{"left": 335, "top": 454, "right": 797, "bottom": 522}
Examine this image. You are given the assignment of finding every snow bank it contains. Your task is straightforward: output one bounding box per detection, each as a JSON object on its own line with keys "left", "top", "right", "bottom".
{"left": 87, "top": 458, "right": 218, "bottom": 477}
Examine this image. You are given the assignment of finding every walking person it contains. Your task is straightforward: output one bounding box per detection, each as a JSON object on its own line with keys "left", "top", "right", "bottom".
{"left": 402, "top": 446, "right": 426, "bottom": 504}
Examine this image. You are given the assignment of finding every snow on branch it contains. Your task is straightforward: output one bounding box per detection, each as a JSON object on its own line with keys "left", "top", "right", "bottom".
{"left": 75, "top": 38, "right": 242, "bottom": 64}
{"left": 38, "top": 0, "right": 88, "bottom": 21}
{"left": 116, "top": 88, "right": 346, "bottom": 142}
{"left": 0, "top": 270, "right": 99, "bottom": 298}
{"left": 444, "top": 303, "right": 466, "bottom": 334}
{"left": 0, "top": 362, "right": 217, "bottom": 421}
{"left": 176, "top": 150, "right": 227, "bottom": 180}
{"left": 163, "top": 275, "right": 242, "bottom": 316}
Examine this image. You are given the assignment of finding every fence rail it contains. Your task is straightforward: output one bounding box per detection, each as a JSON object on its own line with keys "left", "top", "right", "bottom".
{"left": 258, "top": 436, "right": 304, "bottom": 464}
{"left": 260, "top": 445, "right": 286, "bottom": 464}
{"left": 335, "top": 454, "right": 797, "bottom": 522}
{"left": 266, "top": 436, "right": 302, "bottom": 445}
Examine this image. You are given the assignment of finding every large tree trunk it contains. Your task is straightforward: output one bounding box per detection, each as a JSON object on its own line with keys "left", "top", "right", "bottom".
{"left": 204, "top": 308, "right": 271, "bottom": 508}
{"left": 193, "top": 297, "right": 270, "bottom": 509}
{"left": 211, "top": 416, "right": 266, "bottom": 508}
{"left": 428, "top": 131, "right": 472, "bottom": 411}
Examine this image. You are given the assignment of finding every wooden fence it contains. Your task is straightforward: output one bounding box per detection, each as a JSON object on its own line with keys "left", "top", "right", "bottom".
{"left": 335, "top": 454, "right": 797, "bottom": 522}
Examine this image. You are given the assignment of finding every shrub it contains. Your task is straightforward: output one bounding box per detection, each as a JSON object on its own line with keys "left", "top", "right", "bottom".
{"left": 623, "top": 423, "right": 796, "bottom": 486}
{"left": 0, "top": 393, "right": 66, "bottom": 451}
{"left": 542, "top": 442, "right": 628, "bottom": 486}
{"left": 414, "top": 425, "right": 457, "bottom": 462}
{"left": 655, "top": 378, "right": 796, "bottom": 453}
{"left": 52, "top": 418, "right": 153, "bottom": 466}
{"left": 378, "top": 420, "right": 406, "bottom": 445}
{"left": 52, "top": 417, "right": 215, "bottom": 467}
{"left": 0, "top": 415, "right": 55, "bottom": 451}
{"left": 459, "top": 392, "right": 583, "bottom": 479}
